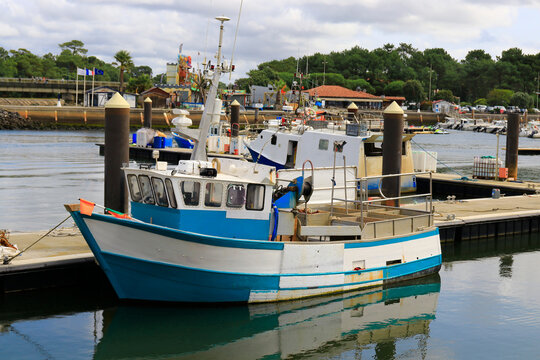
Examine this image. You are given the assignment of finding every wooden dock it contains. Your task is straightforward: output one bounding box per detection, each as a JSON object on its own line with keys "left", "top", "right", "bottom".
{"left": 410, "top": 194, "right": 540, "bottom": 243}
{"left": 416, "top": 173, "right": 540, "bottom": 198}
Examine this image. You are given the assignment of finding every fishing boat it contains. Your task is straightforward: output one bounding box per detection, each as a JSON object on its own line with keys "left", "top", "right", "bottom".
{"left": 245, "top": 123, "right": 417, "bottom": 193}
{"left": 65, "top": 17, "right": 441, "bottom": 304}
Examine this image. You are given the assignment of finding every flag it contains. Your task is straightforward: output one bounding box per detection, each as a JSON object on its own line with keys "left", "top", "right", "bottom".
{"left": 79, "top": 199, "right": 95, "bottom": 216}
{"left": 95, "top": 69, "right": 104, "bottom": 75}
{"left": 77, "top": 68, "right": 86, "bottom": 76}
{"left": 86, "top": 69, "right": 94, "bottom": 76}
{"left": 106, "top": 209, "right": 132, "bottom": 220}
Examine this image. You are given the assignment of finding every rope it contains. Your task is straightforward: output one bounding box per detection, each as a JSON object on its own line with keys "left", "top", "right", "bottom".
{"left": 2, "top": 214, "right": 72, "bottom": 265}
{"left": 411, "top": 138, "right": 469, "bottom": 179}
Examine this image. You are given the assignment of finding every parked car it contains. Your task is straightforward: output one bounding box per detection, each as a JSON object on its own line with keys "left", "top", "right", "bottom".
{"left": 493, "top": 106, "right": 506, "bottom": 113}
{"left": 532, "top": 108, "right": 540, "bottom": 113}
{"left": 476, "top": 105, "right": 487, "bottom": 112}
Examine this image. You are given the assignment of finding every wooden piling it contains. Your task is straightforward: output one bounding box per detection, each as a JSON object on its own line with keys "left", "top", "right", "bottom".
{"left": 381, "top": 101, "right": 404, "bottom": 206}
{"left": 104, "top": 93, "right": 130, "bottom": 213}
{"left": 143, "top": 97, "right": 152, "bottom": 128}
{"left": 506, "top": 112, "right": 520, "bottom": 180}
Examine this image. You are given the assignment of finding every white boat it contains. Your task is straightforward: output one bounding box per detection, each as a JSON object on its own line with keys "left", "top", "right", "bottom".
{"left": 486, "top": 120, "right": 506, "bottom": 134}
{"left": 245, "top": 125, "right": 418, "bottom": 193}
{"left": 65, "top": 17, "right": 441, "bottom": 304}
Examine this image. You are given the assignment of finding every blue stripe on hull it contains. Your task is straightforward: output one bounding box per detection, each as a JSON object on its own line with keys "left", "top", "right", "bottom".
{"left": 101, "top": 252, "right": 279, "bottom": 302}
{"left": 70, "top": 211, "right": 441, "bottom": 303}
{"left": 246, "top": 145, "right": 285, "bottom": 170}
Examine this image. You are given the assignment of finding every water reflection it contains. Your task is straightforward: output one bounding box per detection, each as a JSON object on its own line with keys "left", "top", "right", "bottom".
{"left": 94, "top": 276, "right": 440, "bottom": 360}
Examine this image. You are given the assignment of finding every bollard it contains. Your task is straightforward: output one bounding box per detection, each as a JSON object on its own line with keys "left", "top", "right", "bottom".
{"left": 254, "top": 107, "right": 259, "bottom": 123}
{"left": 505, "top": 112, "right": 520, "bottom": 180}
{"left": 143, "top": 97, "right": 152, "bottom": 128}
{"left": 347, "top": 102, "right": 358, "bottom": 122}
{"left": 54, "top": 110, "right": 58, "bottom": 123}
{"left": 25, "top": 110, "right": 28, "bottom": 119}
{"left": 104, "top": 93, "right": 130, "bottom": 213}
{"left": 230, "top": 99, "right": 240, "bottom": 137}
{"left": 381, "top": 101, "right": 404, "bottom": 207}
{"left": 83, "top": 111, "right": 87, "bottom": 124}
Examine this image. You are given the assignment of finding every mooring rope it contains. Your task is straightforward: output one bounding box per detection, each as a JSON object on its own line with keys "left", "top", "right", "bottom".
{"left": 411, "top": 138, "right": 469, "bottom": 179}
{"left": 2, "top": 214, "right": 72, "bottom": 265}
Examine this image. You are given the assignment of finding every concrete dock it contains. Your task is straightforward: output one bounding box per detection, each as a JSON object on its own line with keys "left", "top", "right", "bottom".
{"left": 0, "top": 228, "right": 97, "bottom": 293}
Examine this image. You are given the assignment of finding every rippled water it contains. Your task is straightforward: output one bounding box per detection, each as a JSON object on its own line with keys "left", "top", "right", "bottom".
{"left": 0, "top": 130, "right": 104, "bottom": 232}
{"left": 1, "top": 233, "right": 540, "bottom": 359}
{"left": 2, "top": 129, "right": 540, "bottom": 359}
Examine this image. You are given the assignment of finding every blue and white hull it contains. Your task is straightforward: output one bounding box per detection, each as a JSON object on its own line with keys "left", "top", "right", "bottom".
{"left": 70, "top": 211, "right": 441, "bottom": 303}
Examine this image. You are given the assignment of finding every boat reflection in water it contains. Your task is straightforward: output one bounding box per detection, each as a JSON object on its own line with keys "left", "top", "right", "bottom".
{"left": 95, "top": 275, "right": 440, "bottom": 360}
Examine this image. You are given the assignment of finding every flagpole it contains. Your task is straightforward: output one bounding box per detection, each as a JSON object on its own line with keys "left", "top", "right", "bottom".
{"left": 91, "top": 67, "right": 95, "bottom": 107}
{"left": 75, "top": 72, "right": 79, "bottom": 107}
{"left": 83, "top": 72, "right": 87, "bottom": 107}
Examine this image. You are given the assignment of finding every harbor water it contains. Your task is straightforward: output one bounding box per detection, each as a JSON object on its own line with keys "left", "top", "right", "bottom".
{"left": 2, "top": 129, "right": 540, "bottom": 359}
{"left": 1, "top": 129, "right": 540, "bottom": 232}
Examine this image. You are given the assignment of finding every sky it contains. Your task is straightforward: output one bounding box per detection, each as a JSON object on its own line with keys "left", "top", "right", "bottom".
{"left": 1, "top": 0, "right": 539, "bottom": 82}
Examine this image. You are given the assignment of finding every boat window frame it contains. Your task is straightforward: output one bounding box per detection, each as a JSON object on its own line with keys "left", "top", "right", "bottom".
{"left": 127, "top": 174, "right": 142, "bottom": 202}
{"left": 226, "top": 184, "right": 246, "bottom": 208}
{"left": 180, "top": 180, "right": 201, "bottom": 207}
{"left": 319, "top": 138, "right": 329, "bottom": 151}
{"left": 165, "top": 178, "right": 177, "bottom": 209}
{"left": 204, "top": 182, "right": 223, "bottom": 208}
{"left": 151, "top": 177, "right": 169, "bottom": 207}
{"left": 271, "top": 134, "right": 277, "bottom": 145}
{"left": 138, "top": 175, "right": 156, "bottom": 205}
{"left": 246, "top": 184, "right": 265, "bottom": 211}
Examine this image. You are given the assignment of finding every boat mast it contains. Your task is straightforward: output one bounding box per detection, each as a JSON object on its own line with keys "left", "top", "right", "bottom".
{"left": 191, "top": 16, "right": 230, "bottom": 161}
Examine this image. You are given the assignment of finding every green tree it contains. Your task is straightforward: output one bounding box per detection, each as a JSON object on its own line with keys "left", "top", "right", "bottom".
{"left": 114, "top": 50, "right": 134, "bottom": 92}
{"left": 58, "top": 40, "right": 88, "bottom": 56}
{"left": 486, "top": 89, "right": 514, "bottom": 106}
{"left": 127, "top": 74, "right": 152, "bottom": 94}
{"left": 403, "top": 80, "right": 425, "bottom": 103}
{"left": 510, "top": 91, "right": 532, "bottom": 109}
{"left": 383, "top": 80, "right": 404, "bottom": 96}
{"left": 433, "top": 89, "right": 455, "bottom": 102}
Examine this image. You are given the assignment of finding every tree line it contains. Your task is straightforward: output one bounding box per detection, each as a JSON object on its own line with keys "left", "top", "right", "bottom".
{"left": 234, "top": 43, "right": 540, "bottom": 109}
{"left": 0, "top": 40, "right": 156, "bottom": 94}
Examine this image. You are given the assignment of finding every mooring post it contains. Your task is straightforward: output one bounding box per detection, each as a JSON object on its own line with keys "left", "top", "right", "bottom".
{"left": 381, "top": 101, "right": 404, "bottom": 207}
{"left": 347, "top": 102, "right": 358, "bottom": 122}
{"left": 505, "top": 112, "right": 520, "bottom": 180}
{"left": 254, "top": 107, "right": 259, "bottom": 123}
{"left": 104, "top": 93, "right": 130, "bottom": 213}
{"left": 143, "top": 97, "right": 152, "bottom": 128}
{"left": 231, "top": 99, "right": 240, "bottom": 137}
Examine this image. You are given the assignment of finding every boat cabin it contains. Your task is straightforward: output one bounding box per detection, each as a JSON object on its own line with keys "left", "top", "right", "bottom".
{"left": 124, "top": 159, "right": 276, "bottom": 240}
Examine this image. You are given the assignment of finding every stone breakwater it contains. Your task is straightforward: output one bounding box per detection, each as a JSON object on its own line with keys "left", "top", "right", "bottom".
{"left": 0, "top": 109, "right": 42, "bottom": 130}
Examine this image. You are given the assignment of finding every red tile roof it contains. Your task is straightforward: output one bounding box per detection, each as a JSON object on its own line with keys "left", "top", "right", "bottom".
{"left": 304, "top": 85, "right": 377, "bottom": 99}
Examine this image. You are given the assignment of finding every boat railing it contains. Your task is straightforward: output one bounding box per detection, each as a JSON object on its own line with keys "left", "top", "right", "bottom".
{"left": 330, "top": 171, "right": 434, "bottom": 239}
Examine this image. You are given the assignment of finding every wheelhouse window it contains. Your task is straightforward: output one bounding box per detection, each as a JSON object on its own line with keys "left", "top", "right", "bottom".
{"left": 205, "top": 182, "right": 223, "bottom": 207}
{"left": 319, "top": 139, "right": 329, "bottom": 150}
{"left": 181, "top": 181, "right": 200, "bottom": 206}
{"left": 127, "top": 174, "right": 142, "bottom": 202}
{"left": 165, "top": 178, "right": 177, "bottom": 208}
{"left": 227, "top": 184, "right": 245, "bottom": 208}
{"left": 138, "top": 175, "right": 155, "bottom": 205}
{"left": 246, "top": 184, "right": 265, "bottom": 211}
{"left": 271, "top": 135, "right": 277, "bottom": 145}
{"left": 152, "top": 177, "right": 169, "bottom": 207}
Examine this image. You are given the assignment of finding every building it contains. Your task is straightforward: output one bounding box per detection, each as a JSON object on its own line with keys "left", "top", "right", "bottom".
{"left": 139, "top": 87, "right": 171, "bottom": 108}
{"left": 166, "top": 63, "right": 178, "bottom": 85}
{"left": 432, "top": 100, "right": 457, "bottom": 114}
{"left": 84, "top": 86, "right": 137, "bottom": 108}
{"left": 303, "top": 85, "right": 382, "bottom": 109}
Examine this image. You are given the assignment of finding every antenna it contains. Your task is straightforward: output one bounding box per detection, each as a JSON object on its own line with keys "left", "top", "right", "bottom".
{"left": 229, "top": 0, "right": 243, "bottom": 81}
{"left": 215, "top": 15, "right": 230, "bottom": 66}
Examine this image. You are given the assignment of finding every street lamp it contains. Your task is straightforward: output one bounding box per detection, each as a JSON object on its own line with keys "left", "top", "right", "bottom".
{"left": 322, "top": 59, "right": 327, "bottom": 85}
